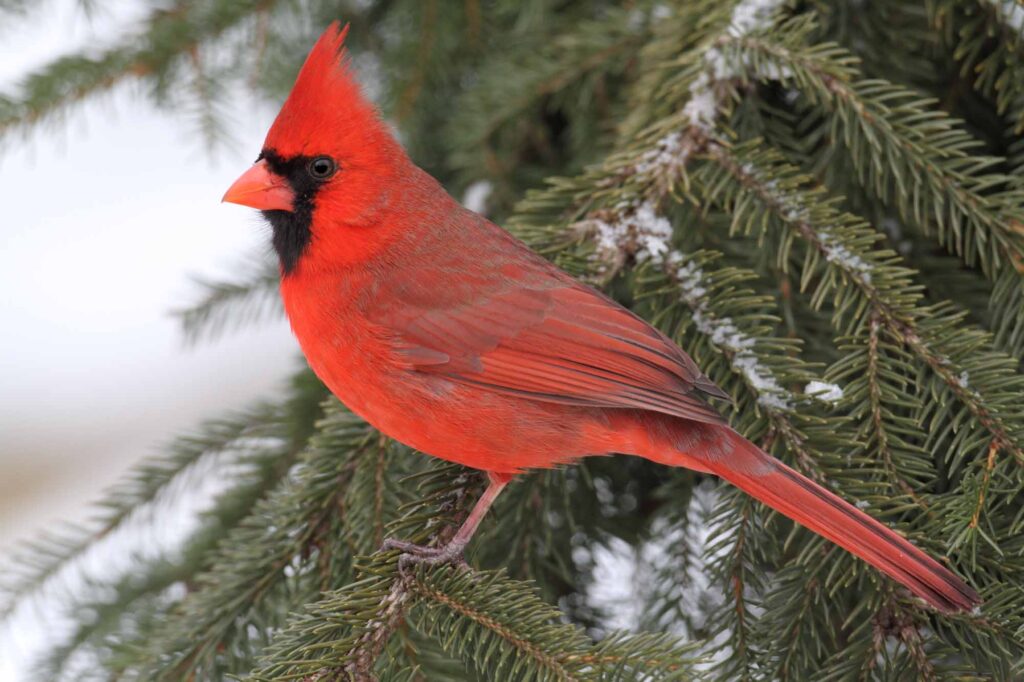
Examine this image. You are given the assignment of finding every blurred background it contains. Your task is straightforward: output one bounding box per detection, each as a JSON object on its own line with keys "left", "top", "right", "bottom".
{"left": 0, "top": 3, "right": 299, "bottom": 677}
{"left": 0, "top": 3, "right": 298, "bottom": 550}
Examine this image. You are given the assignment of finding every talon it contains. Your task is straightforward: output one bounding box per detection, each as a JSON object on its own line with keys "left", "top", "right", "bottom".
{"left": 381, "top": 537, "right": 438, "bottom": 557}
{"left": 381, "top": 537, "right": 469, "bottom": 570}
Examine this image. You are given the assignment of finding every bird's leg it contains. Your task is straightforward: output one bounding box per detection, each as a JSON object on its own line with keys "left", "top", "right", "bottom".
{"left": 382, "top": 472, "right": 510, "bottom": 567}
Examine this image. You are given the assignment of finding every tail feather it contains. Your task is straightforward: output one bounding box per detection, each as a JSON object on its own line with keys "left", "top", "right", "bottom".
{"left": 707, "top": 430, "right": 979, "bottom": 613}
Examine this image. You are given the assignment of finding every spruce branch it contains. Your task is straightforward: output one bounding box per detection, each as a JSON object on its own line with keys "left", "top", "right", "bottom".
{"left": 702, "top": 141, "right": 1024, "bottom": 465}
{"left": 862, "top": 315, "right": 932, "bottom": 506}
{"left": 248, "top": 464, "right": 480, "bottom": 681}
{"left": 129, "top": 401, "right": 372, "bottom": 680}
{"left": 0, "top": 0, "right": 280, "bottom": 142}
{"left": 727, "top": 23, "right": 1024, "bottom": 280}
{"left": 931, "top": 0, "right": 1024, "bottom": 132}
{"left": 173, "top": 252, "right": 280, "bottom": 344}
{"left": 0, "top": 403, "right": 289, "bottom": 621}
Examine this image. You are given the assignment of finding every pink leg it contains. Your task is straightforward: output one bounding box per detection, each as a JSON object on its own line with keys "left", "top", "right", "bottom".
{"left": 382, "top": 472, "right": 510, "bottom": 566}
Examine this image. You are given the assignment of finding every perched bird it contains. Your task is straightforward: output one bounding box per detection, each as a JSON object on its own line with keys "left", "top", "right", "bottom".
{"left": 223, "top": 23, "right": 979, "bottom": 613}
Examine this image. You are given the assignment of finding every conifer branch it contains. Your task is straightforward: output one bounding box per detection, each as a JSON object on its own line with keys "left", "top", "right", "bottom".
{"left": 931, "top": 0, "right": 1024, "bottom": 132}
{"left": 0, "top": 0, "right": 280, "bottom": 141}
{"left": 728, "top": 26, "right": 1024, "bottom": 279}
{"left": 0, "top": 404, "right": 288, "bottom": 620}
{"left": 865, "top": 315, "right": 932, "bottom": 507}
{"left": 131, "top": 403, "right": 372, "bottom": 680}
{"left": 704, "top": 141, "right": 1024, "bottom": 464}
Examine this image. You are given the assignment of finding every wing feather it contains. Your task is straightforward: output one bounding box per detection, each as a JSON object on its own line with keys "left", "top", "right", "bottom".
{"left": 380, "top": 283, "right": 727, "bottom": 425}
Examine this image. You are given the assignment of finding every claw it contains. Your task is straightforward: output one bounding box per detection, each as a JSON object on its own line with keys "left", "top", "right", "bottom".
{"left": 378, "top": 474, "right": 511, "bottom": 573}
{"left": 381, "top": 536, "right": 469, "bottom": 571}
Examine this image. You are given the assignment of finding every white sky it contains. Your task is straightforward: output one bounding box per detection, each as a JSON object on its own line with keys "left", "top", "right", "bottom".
{"left": 0, "top": 4, "right": 299, "bottom": 678}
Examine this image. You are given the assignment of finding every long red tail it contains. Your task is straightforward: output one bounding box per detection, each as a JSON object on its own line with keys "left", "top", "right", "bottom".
{"left": 704, "top": 429, "right": 979, "bottom": 613}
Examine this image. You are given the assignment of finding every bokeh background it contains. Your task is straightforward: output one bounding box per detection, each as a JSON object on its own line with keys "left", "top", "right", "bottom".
{"left": 0, "top": 3, "right": 297, "bottom": 677}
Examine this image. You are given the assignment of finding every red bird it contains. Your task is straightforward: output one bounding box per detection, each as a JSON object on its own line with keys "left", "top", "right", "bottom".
{"left": 223, "top": 23, "right": 979, "bottom": 613}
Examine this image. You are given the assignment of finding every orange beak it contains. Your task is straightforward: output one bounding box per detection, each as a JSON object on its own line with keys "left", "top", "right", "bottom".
{"left": 222, "top": 159, "right": 295, "bottom": 211}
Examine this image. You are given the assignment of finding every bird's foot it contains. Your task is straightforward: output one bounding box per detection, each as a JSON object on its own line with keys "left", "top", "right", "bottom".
{"left": 381, "top": 537, "right": 469, "bottom": 570}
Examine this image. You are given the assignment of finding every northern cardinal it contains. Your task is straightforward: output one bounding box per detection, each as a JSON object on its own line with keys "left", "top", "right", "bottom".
{"left": 223, "top": 23, "right": 979, "bottom": 613}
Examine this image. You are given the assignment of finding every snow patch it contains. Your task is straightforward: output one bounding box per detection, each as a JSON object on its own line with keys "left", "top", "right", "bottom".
{"left": 586, "top": 199, "right": 674, "bottom": 266}
{"left": 805, "top": 380, "right": 844, "bottom": 403}
{"left": 728, "top": 0, "right": 784, "bottom": 37}
{"left": 677, "top": 262, "right": 791, "bottom": 409}
{"left": 636, "top": 131, "right": 686, "bottom": 176}
{"left": 683, "top": 0, "right": 788, "bottom": 131}
{"left": 461, "top": 180, "right": 493, "bottom": 215}
{"left": 819, "top": 231, "right": 873, "bottom": 284}
{"left": 683, "top": 72, "right": 720, "bottom": 131}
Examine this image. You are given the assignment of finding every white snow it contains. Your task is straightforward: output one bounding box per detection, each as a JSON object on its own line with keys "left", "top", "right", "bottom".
{"left": 586, "top": 481, "right": 719, "bottom": 635}
{"left": 737, "top": 162, "right": 874, "bottom": 286}
{"left": 585, "top": 199, "right": 674, "bottom": 266}
{"left": 636, "top": 131, "right": 686, "bottom": 176}
{"left": 682, "top": 72, "right": 720, "bottom": 131}
{"left": 674, "top": 257, "right": 792, "bottom": 409}
{"left": 461, "top": 180, "right": 493, "bottom": 215}
{"left": 728, "top": 0, "right": 785, "bottom": 37}
{"left": 818, "top": 231, "right": 873, "bottom": 284}
{"left": 805, "top": 380, "right": 844, "bottom": 403}
{"left": 683, "top": 0, "right": 787, "bottom": 131}
{"left": 633, "top": 201, "right": 675, "bottom": 261}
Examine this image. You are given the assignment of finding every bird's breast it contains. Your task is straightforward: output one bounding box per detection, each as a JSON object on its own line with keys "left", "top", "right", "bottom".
{"left": 279, "top": 268, "right": 393, "bottom": 413}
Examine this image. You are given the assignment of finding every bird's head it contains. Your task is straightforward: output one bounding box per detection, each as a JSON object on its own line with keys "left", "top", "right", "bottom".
{"left": 223, "top": 22, "right": 408, "bottom": 275}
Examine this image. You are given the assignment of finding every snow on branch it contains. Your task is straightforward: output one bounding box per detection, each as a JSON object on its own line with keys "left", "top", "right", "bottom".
{"left": 633, "top": 0, "right": 788, "bottom": 186}
{"left": 684, "top": 0, "right": 788, "bottom": 132}
{"left": 805, "top": 381, "right": 844, "bottom": 404}
{"left": 713, "top": 147, "right": 875, "bottom": 288}
{"left": 578, "top": 200, "right": 792, "bottom": 410}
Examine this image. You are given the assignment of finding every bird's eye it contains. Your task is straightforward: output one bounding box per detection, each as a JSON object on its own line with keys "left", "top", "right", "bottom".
{"left": 308, "top": 156, "right": 338, "bottom": 180}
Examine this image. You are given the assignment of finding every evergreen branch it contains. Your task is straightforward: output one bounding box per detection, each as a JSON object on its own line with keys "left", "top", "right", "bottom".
{"left": 452, "top": 10, "right": 646, "bottom": 147}
{"left": 253, "top": 467, "right": 703, "bottom": 680}
{"left": 410, "top": 570, "right": 587, "bottom": 681}
{"left": 0, "top": 0, "right": 279, "bottom": 141}
{"left": 863, "top": 316, "right": 932, "bottom": 505}
{"left": 931, "top": 0, "right": 1024, "bottom": 132}
{"left": 248, "top": 465, "right": 479, "bottom": 681}
{"left": 174, "top": 257, "right": 281, "bottom": 344}
{"left": 729, "top": 26, "right": 1024, "bottom": 280}
{"left": 703, "top": 140, "right": 1024, "bottom": 463}
{"left": 0, "top": 403, "right": 287, "bottom": 621}
{"left": 703, "top": 492, "right": 766, "bottom": 680}
{"left": 445, "top": 4, "right": 653, "bottom": 205}
{"left": 342, "top": 473, "right": 478, "bottom": 680}
{"left": 38, "top": 443, "right": 283, "bottom": 680}
{"left": 411, "top": 568, "right": 702, "bottom": 681}
{"left": 130, "top": 401, "right": 372, "bottom": 680}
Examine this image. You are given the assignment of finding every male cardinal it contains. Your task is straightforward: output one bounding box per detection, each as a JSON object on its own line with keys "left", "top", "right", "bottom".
{"left": 223, "top": 23, "right": 979, "bottom": 613}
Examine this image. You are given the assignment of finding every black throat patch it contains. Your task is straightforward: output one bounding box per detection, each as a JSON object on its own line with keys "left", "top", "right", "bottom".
{"left": 259, "top": 149, "right": 326, "bottom": 275}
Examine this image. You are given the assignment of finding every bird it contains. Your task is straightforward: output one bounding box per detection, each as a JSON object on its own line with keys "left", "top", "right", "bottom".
{"left": 222, "top": 22, "right": 979, "bottom": 614}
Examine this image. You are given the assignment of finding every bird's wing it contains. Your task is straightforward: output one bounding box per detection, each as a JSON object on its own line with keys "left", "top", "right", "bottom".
{"left": 379, "top": 282, "right": 729, "bottom": 425}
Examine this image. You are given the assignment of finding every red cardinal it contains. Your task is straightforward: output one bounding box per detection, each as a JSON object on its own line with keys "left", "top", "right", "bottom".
{"left": 223, "top": 23, "right": 978, "bottom": 613}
